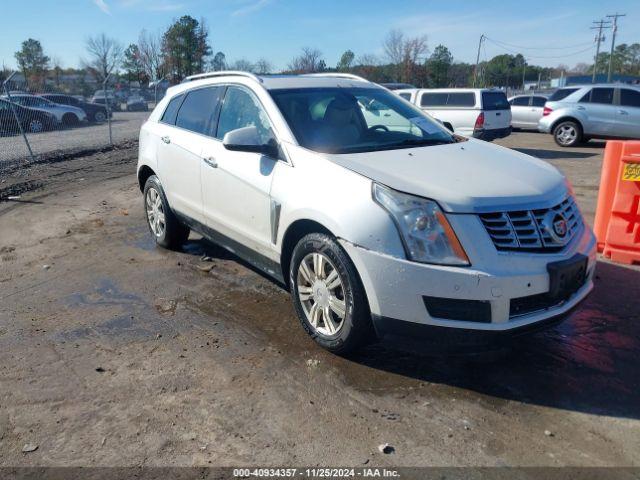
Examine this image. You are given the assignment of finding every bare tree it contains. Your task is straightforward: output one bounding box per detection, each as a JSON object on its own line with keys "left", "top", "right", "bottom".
{"left": 253, "top": 58, "right": 273, "bottom": 74}
{"left": 288, "top": 47, "right": 324, "bottom": 73}
{"left": 356, "top": 53, "right": 381, "bottom": 66}
{"left": 84, "top": 33, "right": 123, "bottom": 83}
{"left": 383, "top": 29, "right": 428, "bottom": 83}
{"left": 383, "top": 30, "right": 405, "bottom": 65}
{"left": 228, "top": 59, "right": 254, "bottom": 72}
{"left": 138, "top": 30, "right": 165, "bottom": 83}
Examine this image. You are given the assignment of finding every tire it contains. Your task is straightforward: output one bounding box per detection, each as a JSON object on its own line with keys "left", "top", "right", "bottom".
{"left": 143, "top": 175, "right": 190, "bottom": 250}
{"left": 62, "top": 113, "right": 79, "bottom": 127}
{"left": 289, "top": 233, "right": 373, "bottom": 355}
{"left": 93, "top": 110, "right": 107, "bottom": 122}
{"left": 553, "top": 120, "right": 582, "bottom": 147}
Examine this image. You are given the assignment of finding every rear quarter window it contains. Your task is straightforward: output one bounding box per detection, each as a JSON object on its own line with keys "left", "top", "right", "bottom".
{"left": 399, "top": 93, "right": 411, "bottom": 101}
{"left": 532, "top": 97, "right": 547, "bottom": 107}
{"left": 481, "top": 92, "right": 509, "bottom": 111}
{"left": 548, "top": 88, "right": 578, "bottom": 101}
{"left": 160, "top": 94, "right": 184, "bottom": 125}
{"left": 421, "top": 92, "right": 448, "bottom": 107}
{"left": 447, "top": 93, "right": 475, "bottom": 107}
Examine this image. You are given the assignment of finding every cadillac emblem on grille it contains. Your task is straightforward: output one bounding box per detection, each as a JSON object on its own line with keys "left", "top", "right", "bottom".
{"left": 543, "top": 211, "right": 568, "bottom": 243}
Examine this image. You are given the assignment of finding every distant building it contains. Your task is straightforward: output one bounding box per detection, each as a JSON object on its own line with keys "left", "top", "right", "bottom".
{"left": 551, "top": 74, "right": 640, "bottom": 87}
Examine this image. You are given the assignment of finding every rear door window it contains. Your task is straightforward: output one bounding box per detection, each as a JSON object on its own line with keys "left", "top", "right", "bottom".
{"left": 532, "top": 96, "right": 547, "bottom": 107}
{"left": 620, "top": 89, "right": 640, "bottom": 108}
{"left": 580, "top": 88, "right": 614, "bottom": 105}
{"left": 160, "top": 94, "right": 184, "bottom": 125}
{"left": 482, "top": 91, "right": 509, "bottom": 110}
{"left": 511, "top": 97, "right": 530, "bottom": 106}
{"left": 548, "top": 88, "right": 578, "bottom": 101}
{"left": 175, "top": 86, "right": 223, "bottom": 135}
{"left": 420, "top": 92, "right": 448, "bottom": 107}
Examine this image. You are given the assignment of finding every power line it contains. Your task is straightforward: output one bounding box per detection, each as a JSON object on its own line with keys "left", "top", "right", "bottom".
{"left": 484, "top": 37, "right": 595, "bottom": 59}
{"left": 484, "top": 36, "right": 594, "bottom": 51}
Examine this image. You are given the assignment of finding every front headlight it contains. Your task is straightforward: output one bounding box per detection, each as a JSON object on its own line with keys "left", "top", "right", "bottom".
{"left": 373, "top": 183, "right": 470, "bottom": 266}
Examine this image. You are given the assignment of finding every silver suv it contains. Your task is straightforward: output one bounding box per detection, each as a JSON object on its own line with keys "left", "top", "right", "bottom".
{"left": 539, "top": 84, "right": 640, "bottom": 147}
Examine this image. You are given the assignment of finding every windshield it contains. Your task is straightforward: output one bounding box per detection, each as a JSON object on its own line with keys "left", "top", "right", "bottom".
{"left": 270, "top": 87, "right": 455, "bottom": 154}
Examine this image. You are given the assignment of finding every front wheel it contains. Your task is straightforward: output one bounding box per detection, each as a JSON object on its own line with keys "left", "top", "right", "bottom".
{"left": 290, "top": 233, "right": 373, "bottom": 355}
{"left": 553, "top": 120, "right": 582, "bottom": 147}
{"left": 143, "top": 175, "right": 190, "bottom": 250}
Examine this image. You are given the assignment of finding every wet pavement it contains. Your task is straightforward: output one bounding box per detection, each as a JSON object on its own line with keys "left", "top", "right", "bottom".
{"left": 0, "top": 132, "right": 639, "bottom": 467}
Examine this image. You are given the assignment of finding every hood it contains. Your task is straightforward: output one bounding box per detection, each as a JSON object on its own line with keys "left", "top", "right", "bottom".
{"left": 324, "top": 139, "right": 567, "bottom": 213}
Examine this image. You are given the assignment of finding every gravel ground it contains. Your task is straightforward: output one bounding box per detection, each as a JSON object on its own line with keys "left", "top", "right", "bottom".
{"left": 0, "top": 131, "right": 638, "bottom": 469}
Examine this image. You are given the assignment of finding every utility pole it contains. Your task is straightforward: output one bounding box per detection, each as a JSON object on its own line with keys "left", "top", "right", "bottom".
{"left": 606, "top": 13, "right": 626, "bottom": 82}
{"left": 591, "top": 19, "right": 610, "bottom": 84}
{"left": 522, "top": 60, "right": 527, "bottom": 91}
{"left": 473, "top": 34, "right": 484, "bottom": 88}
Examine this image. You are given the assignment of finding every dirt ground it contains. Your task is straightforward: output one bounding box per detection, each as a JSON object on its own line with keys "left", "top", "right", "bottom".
{"left": 0, "top": 132, "right": 638, "bottom": 468}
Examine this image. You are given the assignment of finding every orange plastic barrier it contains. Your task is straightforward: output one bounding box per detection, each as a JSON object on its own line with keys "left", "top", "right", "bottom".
{"left": 594, "top": 140, "right": 640, "bottom": 265}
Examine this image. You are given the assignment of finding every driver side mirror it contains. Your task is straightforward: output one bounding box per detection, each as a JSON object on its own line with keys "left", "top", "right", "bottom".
{"left": 222, "top": 125, "right": 279, "bottom": 159}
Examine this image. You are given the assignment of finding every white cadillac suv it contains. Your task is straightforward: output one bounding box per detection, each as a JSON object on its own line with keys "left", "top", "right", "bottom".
{"left": 137, "top": 72, "right": 596, "bottom": 354}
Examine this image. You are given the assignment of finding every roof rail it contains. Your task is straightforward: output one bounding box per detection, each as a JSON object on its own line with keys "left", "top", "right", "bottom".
{"left": 302, "top": 73, "right": 370, "bottom": 83}
{"left": 182, "top": 71, "right": 263, "bottom": 83}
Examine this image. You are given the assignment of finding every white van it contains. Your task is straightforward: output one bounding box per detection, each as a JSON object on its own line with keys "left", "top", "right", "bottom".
{"left": 396, "top": 88, "right": 512, "bottom": 141}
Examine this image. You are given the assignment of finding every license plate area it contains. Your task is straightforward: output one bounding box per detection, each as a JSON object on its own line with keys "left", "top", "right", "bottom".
{"left": 547, "top": 254, "right": 588, "bottom": 301}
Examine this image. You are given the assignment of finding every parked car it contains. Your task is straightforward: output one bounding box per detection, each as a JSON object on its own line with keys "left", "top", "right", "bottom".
{"left": 508, "top": 95, "right": 547, "bottom": 130}
{"left": 395, "top": 88, "right": 512, "bottom": 141}
{"left": 137, "top": 72, "right": 595, "bottom": 354}
{"left": 91, "top": 90, "right": 121, "bottom": 111}
{"left": 40, "top": 94, "right": 110, "bottom": 123}
{"left": 0, "top": 98, "right": 57, "bottom": 135}
{"left": 2, "top": 94, "right": 87, "bottom": 126}
{"left": 539, "top": 84, "right": 640, "bottom": 147}
{"left": 126, "top": 95, "right": 148, "bottom": 112}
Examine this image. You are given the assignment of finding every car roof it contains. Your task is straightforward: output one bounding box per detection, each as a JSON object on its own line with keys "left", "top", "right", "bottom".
{"left": 179, "top": 72, "right": 376, "bottom": 91}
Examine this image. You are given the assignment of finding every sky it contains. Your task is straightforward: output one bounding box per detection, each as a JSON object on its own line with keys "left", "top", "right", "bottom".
{"left": 2, "top": 0, "right": 639, "bottom": 72}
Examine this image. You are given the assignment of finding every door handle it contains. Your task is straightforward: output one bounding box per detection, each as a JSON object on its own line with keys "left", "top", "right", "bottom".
{"left": 619, "top": 110, "right": 629, "bottom": 115}
{"left": 161, "top": 135, "right": 171, "bottom": 144}
{"left": 203, "top": 156, "right": 218, "bottom": 168}
{"left": 577, "top": 106, "right": 585, "bottom": 110}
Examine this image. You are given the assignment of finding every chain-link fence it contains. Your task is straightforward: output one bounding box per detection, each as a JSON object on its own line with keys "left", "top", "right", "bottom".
{"left": 1, "top": 72, "right": 158, "bottom": 172}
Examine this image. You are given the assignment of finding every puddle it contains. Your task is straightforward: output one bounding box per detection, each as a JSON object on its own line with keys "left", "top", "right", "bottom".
{"left": 64, "top": 278, "right": 146, "bottom": 308}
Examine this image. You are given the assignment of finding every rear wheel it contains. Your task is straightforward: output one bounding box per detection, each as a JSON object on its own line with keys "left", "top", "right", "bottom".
{"left": 93, "top": 110, "right": 107, "bottom": 122}
{"left": 62, "top": 113, "right": 79, "bottom": 127}
{"left": 553, "top": 120, "right": 582, "bottom": 147}
{"left": 290, "top": 233, "right": 373, "bottom": 354}
{"left": 143, "top": 175, "right": 190, "bottom": 250}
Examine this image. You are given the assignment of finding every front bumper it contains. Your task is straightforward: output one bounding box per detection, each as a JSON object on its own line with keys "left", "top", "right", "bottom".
{"left": 339, "top": 222, "right": 596, "bottom": 347}
{"left": 473, "top": 126, "right": 512, "bottom": 141}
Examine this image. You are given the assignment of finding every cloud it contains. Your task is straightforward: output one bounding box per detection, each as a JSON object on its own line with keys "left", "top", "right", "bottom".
{"left": 232, "top": 0, "right": 271, "bottom": 17}
{"left": 117, "top": 0, "right": 184, "bottom": 11}
{"left": 93, "top": 0, "right": 111, "bottom": 14}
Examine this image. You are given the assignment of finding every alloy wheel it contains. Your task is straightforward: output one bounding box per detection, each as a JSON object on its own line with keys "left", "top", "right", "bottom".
{"left": 28, "top": 119, "right": 43, "bottom": 133}
{"left": 145, "top": 187, "right": 166, "bottom": 237}
{"left": 297, "top": 252, "right": 347, "bottom": 336}
{"left": 556, "top": 125, "right": 577, "bottom": 146}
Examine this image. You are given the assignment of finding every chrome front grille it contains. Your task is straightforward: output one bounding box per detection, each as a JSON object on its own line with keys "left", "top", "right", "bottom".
{"left": 479, "top": 196, "right": 583, "bottom": 252}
